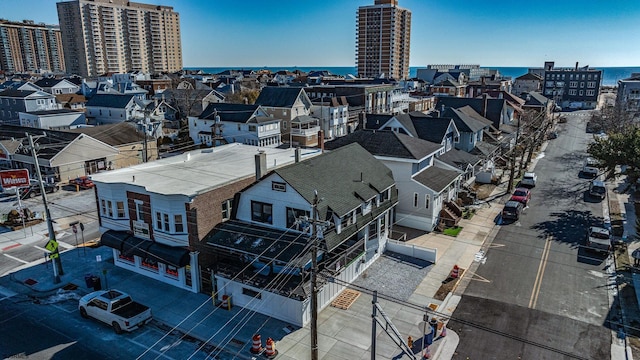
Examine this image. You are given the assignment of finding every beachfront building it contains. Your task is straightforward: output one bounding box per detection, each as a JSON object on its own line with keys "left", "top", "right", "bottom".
{"left": 541, "top": 61, "right": 602, "bottom": 110}
{"left": 616, "top": 73, "right": 640, "bottom": 113}
{"left": 0, "top": 19, "right": 65, "bottom": 73}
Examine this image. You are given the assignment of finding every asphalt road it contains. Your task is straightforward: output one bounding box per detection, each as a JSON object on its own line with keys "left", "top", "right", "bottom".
{"left": 0, "top": 188, "right": 101, "bottom": 276}
{"left": 450, "top": 110, "right": 613, "bottom": 359}
{"left": 0, "top": 291, "right": 213, "bottom": 359}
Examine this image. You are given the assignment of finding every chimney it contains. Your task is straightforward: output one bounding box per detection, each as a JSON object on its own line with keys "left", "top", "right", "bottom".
{"left": 575, "top": 62, "right": 579, "bottom": 71}
{"left": 295, "top": 147, "right": 301, "bottom": 162}
{"left": 359, "top": 111, "right": 367, "bottom": 130}
{"left": 318, "top": 130, "right": 324, "bottom": 153}
{"left": 255, "top": 151, "right": 267, "bottom": 181}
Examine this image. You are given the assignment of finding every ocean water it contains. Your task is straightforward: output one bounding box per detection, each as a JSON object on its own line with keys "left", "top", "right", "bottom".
{"left": 185, "top": 66, "right": 640, "bottom": 87}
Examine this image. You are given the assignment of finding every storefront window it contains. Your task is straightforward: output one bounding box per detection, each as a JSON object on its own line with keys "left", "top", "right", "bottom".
{"left": 141, "top": 258, "right": 158, "bottom": 271}
{"left": 118, "top": 253, "right": 134, "bottom": 263}
{"left": 165, "top": 265, "right": 179, "bottom": 277}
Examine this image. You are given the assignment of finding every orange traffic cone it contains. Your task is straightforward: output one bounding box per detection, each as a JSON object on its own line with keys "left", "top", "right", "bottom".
{"left": 450, "top": 265, "right": 460, "bottom": 279}
{"left": 221, "top": 294, "right": 231, "bottom": 310}
{"left": 250, "top": 334, "right": 263, "bottom": 354}
{"left": 265, "top": 337, "right": 278, "bottom": 358}
{"left": 407, "top": 336, "right": 413, "bottom": 349}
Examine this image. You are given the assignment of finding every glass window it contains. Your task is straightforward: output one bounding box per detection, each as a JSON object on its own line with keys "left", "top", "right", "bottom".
{"left": 221, "top": 199, "right": 232, "bottom": 220}
{"left": 155, "top": 212, "right": 162, "bottom": 229}
{"left": 107, "top": 200, "right": 113, "bottom": 217}
{"left": 251, "top": 201, "right": 272, "bottom": 224}
{"left": 174, "top": 214, "right": 183, "bottom": 233}
{"left": 413, "top": 193, "right": 419, "bottom": 207}
{"left": 286, "top": 207, "right": 309, "bottom": 230}
{"left": 116, "top": 201, "right": 125, "bottom": 218}
{"left": 101, "top": 199, "right": 106, "bottom": 216}
{"left": 135, "top": 202, "right": 144, "bottom": 221}
{"left": 425, "top": 194, "right": 430, "bottom": 209}
{"left": 163, "top": 213, "right": 170, "bottom": 231}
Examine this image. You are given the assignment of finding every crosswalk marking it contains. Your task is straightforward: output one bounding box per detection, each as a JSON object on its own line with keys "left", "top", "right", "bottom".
{"left": 3, "top": 253, "right": 28, "bottom": 264}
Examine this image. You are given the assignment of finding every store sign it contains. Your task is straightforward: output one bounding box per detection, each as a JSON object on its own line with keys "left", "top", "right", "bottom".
{"left": 0, "top": 169, "right": 30, "bottom": 189}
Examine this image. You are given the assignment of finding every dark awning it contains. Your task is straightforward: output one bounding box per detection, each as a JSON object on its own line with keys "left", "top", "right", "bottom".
{"left": 100, "top": 230, "right": 190, "bottom": 268}
{"left": 100, "top": 230, "right": 128, "bottom": 251}
{"left": 122, "top": 236, "right": 150, "bottom": 258}
{"left": 145, "top": 243, "right": 190, "bottom": 268}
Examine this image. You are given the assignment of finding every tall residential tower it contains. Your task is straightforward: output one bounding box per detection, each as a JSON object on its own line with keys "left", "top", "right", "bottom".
{"left": 356, "top": 0, "right": 411, "bottom": 80}
{"left": 0, "top": 19, "right": 65, "bottom": 73}
{"left": 57, "top": 0, "right": 182, "bottom": 77}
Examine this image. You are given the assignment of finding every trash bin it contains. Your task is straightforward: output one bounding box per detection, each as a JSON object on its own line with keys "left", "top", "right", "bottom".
{"left": 84, "top": 274, "right": 94, "bottom": 288}
{"left": 92, "top": 276, "right": 101, "bottom": 291}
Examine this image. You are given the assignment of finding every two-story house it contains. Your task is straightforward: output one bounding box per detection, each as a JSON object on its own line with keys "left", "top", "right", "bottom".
{"left": 616, "top": 73, "right": 640, "bottom": 112}
{"left": 85, "top": 94, "right": 145, "bottom": 125}
{"left": 309, "top": 96, "right": 349, "bottom": 140}
{"left": 204, "top": 143, "right": 397, "bottom": 325}
{"left": 254, "top": 87, "right": 316, "bottom": 147}
{"left": 513, "top": 73, "right": 543, "bottom": 98}
{"left": 189, "top": 103, "right": 282, "bottom": 147}
{"left": 93, "top": 144, "right": 321, "bottom": 294}
{"left": 324, "top": 130, "right": 462, "bottom": 232}
{"left": 33, "top": 78, "right": 80, "bottom": 95}
{"left": 19, "top": 109, "right": 86, "bottom": 130}
{"left": 442, "top": 107, "right": 494, "bottom": 154}
{"left": 0, "top": 89, "right": 60, "bottom": 125}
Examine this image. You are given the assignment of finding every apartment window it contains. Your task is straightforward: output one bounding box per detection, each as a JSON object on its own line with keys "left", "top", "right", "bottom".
{"left": 116, "top": 201, "right": 125, "bottom": 218}
{"left": 586, "top": 90, "right": 595, "bottom": 96}
{"left": 135, "top": 200, "right": 144, "bottom": 221}
{"left": 174, "top": 214, "right": 184, "bottom": 233}
{"left": 155, "top": 211, "right": 170, "bottom": 231}
{"left": 413, "top": 193, "right": 419, "bottom": 208}
{"left": 579, "top": 90, "right": 584, "bottom": 96}
{"left": 100, "top": 199, "right": 107, "bottom": 216}
{"left": 221, "top": 199, "right": 232, "bottom": 220}
{"left": 287, "top": 207, "right": 309, "bottom": 230}
{"left": 425, "top": 194, "right": 430, "bottom": 209}
{"left": 251, "top": 201, "right": 272, "bottom": 224}
{"left": 587, "top": 82, "right": 596, "bottom": 88}
{"left": 569, "top": 89, "right": 577, "bottom": 95}
{"left": 569, "top": 81, "right": 578, "bottom": 88}
{"left": 106, "top": 200, "right": 113, "bottom": 217}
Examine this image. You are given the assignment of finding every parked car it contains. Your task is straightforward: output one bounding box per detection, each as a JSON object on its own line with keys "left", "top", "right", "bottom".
{"left": 19, "top": 181, "right": 58, "bottom": 199}
{"left": 510, "top": 187, "right": 532, "bottom": 205}
{"left": 558, "top": 116, "right": 567, "bottom": 123}
{"left": 70, "top": 176, "right": 95, "bottom": 189}
{"left": 78, "top": 289, "right": 152, "bottom": 334}
{"left": 585, "top": 226, "right": 611, "bottom": 254}
{"left": 547, "top": 131, "right": 558, "bottom": 140}
{"left": 501, "top": 200, "right": 524, "bottom": 221}
{"left": 520, "top": 172, "right": 537, "bottom": 187}
{"left": 582, "top": 157, "right": 599, "bottom": 177}
{"left": 588, "top": 180, "right": 606, "bottom": 200}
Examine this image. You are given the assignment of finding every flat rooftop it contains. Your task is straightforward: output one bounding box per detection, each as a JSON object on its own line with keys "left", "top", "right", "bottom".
{"left": 91, "top": 143, "right": 322, "bottom": 197}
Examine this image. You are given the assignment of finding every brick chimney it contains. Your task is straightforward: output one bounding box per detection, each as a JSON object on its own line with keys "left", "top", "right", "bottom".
{"left": 295, "top": 147, "right": 301, "bottom": 163}
{"left": 255, "top": 150, "right": 267, "bottom": 181}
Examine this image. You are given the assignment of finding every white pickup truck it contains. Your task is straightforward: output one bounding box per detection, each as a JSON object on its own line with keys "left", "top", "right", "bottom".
{"left": 79, "top": 289, "right": 152, "bottom": 334}
{"left": 586, "top": 226, "right": 612, "bottom": 254}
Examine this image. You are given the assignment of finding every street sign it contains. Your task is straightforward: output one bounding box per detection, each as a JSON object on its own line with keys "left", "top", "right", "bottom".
{"left": 49, "top": 252, "right": 59, "bottom": 259}
{"left": 79, "top": 223, "right": 85, "bottom": 232}
{"left": 72, "top": 224, "right": 78, "bottom": 234}
{"left": 0, "top": 169, "right": 30, "bottom": 189}
{"left": 45, "top": 240, "right": 58, "bottom": 253}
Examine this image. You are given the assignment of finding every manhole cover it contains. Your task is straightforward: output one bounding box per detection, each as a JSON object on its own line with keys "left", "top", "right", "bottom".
{"left": 24, "top": 278, "right": 38, "bottom": 286}
{"left": 63, "top": 283, "right": 78, "bottom": 290}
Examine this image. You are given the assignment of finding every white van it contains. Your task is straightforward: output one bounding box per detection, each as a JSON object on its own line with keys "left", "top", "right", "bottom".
{"left": 582, "top": 157, "right": 599, "bottom": 177}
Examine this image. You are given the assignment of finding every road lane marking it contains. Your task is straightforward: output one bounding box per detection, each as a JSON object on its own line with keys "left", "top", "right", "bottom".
{"left": 467, "top": 272, "right": 491, "bottom": 283}
{"left": 33, "top": 245, "right": 48, "bottom": 252}
{"left": 529, "top": 236, "right": 552, "bottom": 309}
{"left": 3, "top": 253, "right": 28, "bottom": 264}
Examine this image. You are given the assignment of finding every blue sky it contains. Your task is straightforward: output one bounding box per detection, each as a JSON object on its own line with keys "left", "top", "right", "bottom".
{"left": 3, "top": 0, "right": 639, "bottom": 68}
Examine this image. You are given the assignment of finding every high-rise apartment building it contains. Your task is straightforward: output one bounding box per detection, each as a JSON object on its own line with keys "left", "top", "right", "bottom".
{"left": 0, "top": 19, "right": 65, "bottom": 73}
{"left": 356, "top": 0, "right": 411, "bottom": 80}
{"left": 57, "top": 0, "right": 182, "bottom": 77}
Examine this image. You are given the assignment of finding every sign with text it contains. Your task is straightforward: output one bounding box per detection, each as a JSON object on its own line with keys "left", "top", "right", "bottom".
{"left": 0, "top": 169, "right": 30, "bottom": 189}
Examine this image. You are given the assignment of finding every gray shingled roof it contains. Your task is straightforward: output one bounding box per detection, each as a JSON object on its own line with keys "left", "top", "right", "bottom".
{"left": 0, "top": 89, "right": 37, "bottom": 98}
{"left": 447, "top": 106, "right": 492, "bottom": 133}
{"left": 522, "top": 91, "right": 549, "bottom": 106}
{"left": 363, "top": 114, "right": 394, "bottom": 130}
{"left": 86, "top": 94, "right": 135, "bottom": 108}
{"left": 324, "top": 130, "right": 442, "bottom": 160}
{"left": 437, "top": 148, "right": 481, "bottom": 169}
{"left": 274, "top": 143, "right": 395, "bottom": 219}
{"left": 436, "top": 97, "right": 505, "bottom": 128}
{"left": 199, "top": 103, "right": 260, "bottom": 123}
{"left": 255, "top": 87, "right": 307, "bottom": 108}
{"left": 67, "top": 122, "right": 146, "bottom": 146}
{"left": 408, "top": 113, "right": 455, "bottom": 145}
{"left": 413, "top": 166, "right": 460, "bottom": 193}
{"left": 515, "top": 73, "right": 542, "bottom": 81}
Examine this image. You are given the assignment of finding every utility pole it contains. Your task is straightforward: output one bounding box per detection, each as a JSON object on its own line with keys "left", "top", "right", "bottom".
{"left": 310, "top": 190, "right": 319, "bottom": 360}
{"left": 26, "top": 132, "right": 63, "bottom": 282}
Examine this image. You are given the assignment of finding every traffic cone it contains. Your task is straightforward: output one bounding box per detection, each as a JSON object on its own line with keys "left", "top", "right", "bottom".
{"left": 440, "top": 324, "right": 447, "bottom": 338}
{"left": 250, "top": 334, "right": 263, "bottom": 354}
{"left": 265, "top": 337, "right": 278, "bottom": 358}
{"left": 450, "top": 265, "right": 460, "bottom": 279}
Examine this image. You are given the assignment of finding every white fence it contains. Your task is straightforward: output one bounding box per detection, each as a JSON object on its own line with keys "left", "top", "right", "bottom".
{"left": 385, "top": 239, "right": 437, "bottom": 263}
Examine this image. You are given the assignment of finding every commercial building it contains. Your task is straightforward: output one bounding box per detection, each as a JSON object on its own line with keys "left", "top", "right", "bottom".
{"left": 541, "top": 61, "right": 602, "bottom": 110}
{"left": 356, "top": 0, "right": 411, "bottom": 80}
{"left": 616, "top": 73, "right": 640, "bottom": 113}
{"left": 57, "top": 0, "right": 182, "bottom": 77}
{"left": 0, "top": 19, "right": 65, "bottom": 73}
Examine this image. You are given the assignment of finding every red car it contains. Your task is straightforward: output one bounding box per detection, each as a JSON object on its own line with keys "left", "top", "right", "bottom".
{"left": 71, "top": 176, "right": 95, "bottom": 189}
{"left": 510, "top": 187, "right": 531, "bottom": 205}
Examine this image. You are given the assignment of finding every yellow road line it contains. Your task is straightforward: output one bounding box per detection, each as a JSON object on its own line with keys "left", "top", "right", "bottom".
{"left": 529, "top": 237, "right": 552, "bottom": 309}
